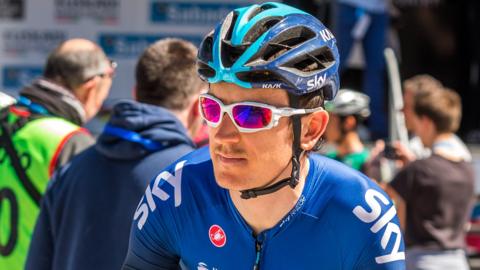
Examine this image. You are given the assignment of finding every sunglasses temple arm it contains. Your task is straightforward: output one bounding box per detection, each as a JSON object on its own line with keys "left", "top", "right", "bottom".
{"left": 280, "top": 107, "right": 323, "bottom": 117}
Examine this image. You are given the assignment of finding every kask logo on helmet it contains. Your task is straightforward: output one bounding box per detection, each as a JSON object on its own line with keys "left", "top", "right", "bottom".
{"left": 319, "top": 29, "right": 334, "bottom": 43}
{"left": 262, "top": 83, "right": 281, "bottom": 89}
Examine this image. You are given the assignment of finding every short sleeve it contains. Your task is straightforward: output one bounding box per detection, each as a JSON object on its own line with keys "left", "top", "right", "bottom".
{"left": 390, "top": 163, "right": 417, "bottom": 202}
{"left": 122, "top": 167, "right": 184, "bottom": 270}
{"left": 355, "top": 227, "right": 406, "bottom": 270}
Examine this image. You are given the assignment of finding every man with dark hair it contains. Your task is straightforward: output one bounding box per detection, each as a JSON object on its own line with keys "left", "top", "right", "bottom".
{"left": 387, "top": 88, "right": 474, "bottom": 270}
{"left": 25, "top": 38, "right": 205, "bottom": 270}
{"left": 122, "top": 3, "right": 405, "bottom": 269}
{"left": 0, "top": 38, "right": 113, "bottom": 270}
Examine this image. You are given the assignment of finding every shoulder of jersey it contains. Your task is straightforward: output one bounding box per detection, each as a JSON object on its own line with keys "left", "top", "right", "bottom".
{"left": 307, "top": 154, "right": 390, "bottom": 215}
{"left": 151, "top": 146, "right": 218, "bottom": 208}
{"left": 307, "top": 154, "right": 404, "bottom": 264}
{"left": 132, "top": 147, "right": 217, "bottom": 230}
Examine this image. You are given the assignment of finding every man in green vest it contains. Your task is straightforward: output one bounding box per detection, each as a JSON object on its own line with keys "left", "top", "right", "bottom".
{"left": 0, "top": 38, "right": 114, "bottom": 269}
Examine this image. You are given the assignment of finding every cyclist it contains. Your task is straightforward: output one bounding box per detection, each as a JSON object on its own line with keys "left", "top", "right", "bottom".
{"left": 324, "top": 88, "right": 371, "bottom": 171}
{"left": 122, "top": 3, "right": 405, "bottom": 269}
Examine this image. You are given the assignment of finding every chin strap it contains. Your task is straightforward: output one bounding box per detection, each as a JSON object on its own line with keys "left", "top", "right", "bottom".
{"left": 240, "top": 94, "right": 303, "bottom": 200}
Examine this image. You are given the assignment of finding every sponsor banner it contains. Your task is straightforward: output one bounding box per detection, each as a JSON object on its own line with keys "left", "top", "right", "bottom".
{"left": 0, "top": 0, "right": 24, "bottom": 20}
{"left": 54, "top": 0, "right": 120, "bottom": 24}
{"left": 3, "top": 29, "right": 66, "bottom": 56}
{"left": 150, "top": 1, "right": 242, "bottom": 25}
{"left": 2, "top": 66, "right": 42, "bottom": 90}
{"left": 99, "top": 33, "right": 204, "bottom": 58}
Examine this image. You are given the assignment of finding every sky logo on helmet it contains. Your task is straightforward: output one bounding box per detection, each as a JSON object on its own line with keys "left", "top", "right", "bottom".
{"left": 306, "top": 74, "right": 326, "bottom": 91}
{"left": 353, "top": 189, "right": 405, "bottom": 264}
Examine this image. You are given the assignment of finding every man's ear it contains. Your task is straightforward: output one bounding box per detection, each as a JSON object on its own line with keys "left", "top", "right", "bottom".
{"left": 300, "top": 110, "right": 329, "bottom": 151}
{"left": 185, "top": 94, "right": 203, "bottom": 138}
{"left": 190, "top": 96, "right": 200, "bottom": 117}
{"left": 75, "top": 78, "right": 97, "bottom": 104}
{"left": 343, "top": 115, "right": 357, "bottom": 131}
{"left": 132, "top": 86, "right": 137, "bottom": 100}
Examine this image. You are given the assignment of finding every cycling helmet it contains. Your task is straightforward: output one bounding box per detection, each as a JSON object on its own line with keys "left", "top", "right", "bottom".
{"left": 198, "top": 2, "right": 340, "bottom": 199}
{"left": 197, "top": 2, "right": 339, "bottom": 100}
{"left": 325, "top": 89, "right": 370, "bottom": 118}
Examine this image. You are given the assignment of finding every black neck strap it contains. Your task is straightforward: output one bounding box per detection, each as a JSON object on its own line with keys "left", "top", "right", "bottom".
{"left": 240, "top": 94, "right": 303, "bottom": 199}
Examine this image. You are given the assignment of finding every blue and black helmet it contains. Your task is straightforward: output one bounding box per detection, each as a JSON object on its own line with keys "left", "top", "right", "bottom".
{"left": 197, "top": 2, "right": 340, "bottom": 100}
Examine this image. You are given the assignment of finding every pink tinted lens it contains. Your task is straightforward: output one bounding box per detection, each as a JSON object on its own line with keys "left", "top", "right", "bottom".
{"left": 232, "top": 104, "right": 272, "bottom": 129}
{"left": 200, "top": 96, "right": 221, "bottom": 123}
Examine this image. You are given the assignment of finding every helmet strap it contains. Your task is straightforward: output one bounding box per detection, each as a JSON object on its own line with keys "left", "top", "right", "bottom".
{"left": 240, "top": 94, "right": 304, "bottom": 199}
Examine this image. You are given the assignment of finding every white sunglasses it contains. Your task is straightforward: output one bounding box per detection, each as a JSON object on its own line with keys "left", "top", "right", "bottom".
{"left": 199, "top": 93, "right": 324, "bottom": 133}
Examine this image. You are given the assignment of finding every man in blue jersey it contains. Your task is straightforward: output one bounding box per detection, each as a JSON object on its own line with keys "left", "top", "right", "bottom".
{"left": 123, "top": 2, "right": 405, "bottom": 269}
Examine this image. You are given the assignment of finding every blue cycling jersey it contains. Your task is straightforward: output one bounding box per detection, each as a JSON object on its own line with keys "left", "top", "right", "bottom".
{"left": 123, "top": 147, "right": 405, "bottom": 270}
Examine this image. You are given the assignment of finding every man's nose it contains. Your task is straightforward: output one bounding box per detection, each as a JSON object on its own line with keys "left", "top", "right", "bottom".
{"left": 212, "top": 113, "right": 241, "bottom": 144}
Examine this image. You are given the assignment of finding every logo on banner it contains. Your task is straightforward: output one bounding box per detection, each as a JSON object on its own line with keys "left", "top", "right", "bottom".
{"left": 0, "top": 0, "right": 24, "bottom": 20}
{"left": 3, "top": 30, "right": 66, "bottom": 56}
{"left": 150, "top": 1, "right": 241, "bottom": 25}
{"left": 2, "top": 66, "right": 43, "bottom": 90}
{"left": 99, "top": 33, "right": 203, "bottom": 58}
{"left": 54, "top": 0, "right": 119, "bottom": 24}
{"left": 208, "top": 224, "right": 226, "bottom": 248}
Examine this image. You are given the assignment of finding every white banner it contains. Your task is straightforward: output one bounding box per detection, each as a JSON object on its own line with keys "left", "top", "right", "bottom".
{"left": 0, "top": 0, "right": 271, "bottom": 100}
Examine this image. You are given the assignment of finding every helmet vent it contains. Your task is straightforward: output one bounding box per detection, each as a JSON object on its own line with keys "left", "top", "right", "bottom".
{"left": 247, "top": 3, "right": 277, "bottom": 21}
{"left": 243, "top": 17, "right": 281, "bottom": 44}
{"left": 197, "top": 62, "right": 216, "bottom": 79}
{"left": 262, "top": 26, "right": 315, "bottom": 62}
{"left": 282, "top": 46, "right": 335, "bottom": 73}
{"left": 198, "top": 35, "right": 214, "bottom": 62}
{"left": 221, "top": 42, "right": 249, "bottom": 68}
{"left": 224, "top": 11, "right": 238, "bottom": 42}
{"left": 236, "top": 70, "right": 293, "bottom": 88}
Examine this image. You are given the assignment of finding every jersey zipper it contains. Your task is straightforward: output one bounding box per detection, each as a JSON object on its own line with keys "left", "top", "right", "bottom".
{"left": 253, "top": 239, "right": 262, "bottom": 270}
{"left": 253, "top": 232, "right": 266, "bottom": 270}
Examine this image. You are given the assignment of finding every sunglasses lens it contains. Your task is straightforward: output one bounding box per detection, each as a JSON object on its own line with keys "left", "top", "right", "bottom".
{"left": 200, "top": 96, "right": 221, "bottom": 123}
{"left": 233, "top": 105, "right": 272, "bottom": 129}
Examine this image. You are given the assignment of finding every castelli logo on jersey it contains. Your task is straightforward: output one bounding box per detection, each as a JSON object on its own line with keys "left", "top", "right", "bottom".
{"left": 209, "top": 224, "right": 227, "bottom": 247}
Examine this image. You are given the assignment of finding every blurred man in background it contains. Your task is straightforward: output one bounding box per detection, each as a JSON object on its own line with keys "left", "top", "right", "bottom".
{"left": 0, "top": 38, "right": 113, "bottom": 270}
{"left": 25, "top": 38, "right": 205, "bottom": 270}
{"left": 387, "top": 87, "right": 474, "bottom": 270}
{"left": 365, "top": 75, "right": 471, "bottom": 182}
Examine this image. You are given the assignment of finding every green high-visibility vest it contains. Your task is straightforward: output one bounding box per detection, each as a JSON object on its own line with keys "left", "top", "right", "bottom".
{"left": 0, "top": 113, "right": 82, "bottom": 270}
